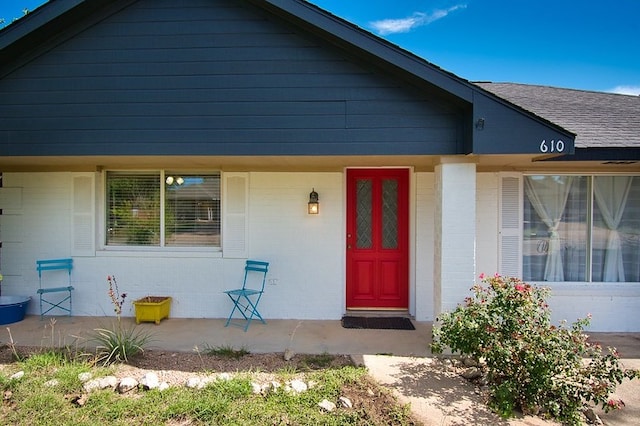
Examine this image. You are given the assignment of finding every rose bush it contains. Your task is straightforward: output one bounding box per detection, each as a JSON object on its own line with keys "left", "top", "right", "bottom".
{"left": 431, "top": 274, "right": 639, "bottom": 424}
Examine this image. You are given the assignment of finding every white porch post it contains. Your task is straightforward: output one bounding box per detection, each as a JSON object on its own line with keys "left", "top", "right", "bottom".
{"left": 433, "top": 158, "right": 477, "bottom": 319}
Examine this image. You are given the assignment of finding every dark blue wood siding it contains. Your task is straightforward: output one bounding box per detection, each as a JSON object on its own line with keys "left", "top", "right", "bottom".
{"left": 0, "top": 0, "right": 464, "bottom": 156}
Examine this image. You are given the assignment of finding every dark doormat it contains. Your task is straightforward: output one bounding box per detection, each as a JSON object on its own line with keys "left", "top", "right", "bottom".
{"left": 341, "top": 316, "right": 415, "bottom": 330}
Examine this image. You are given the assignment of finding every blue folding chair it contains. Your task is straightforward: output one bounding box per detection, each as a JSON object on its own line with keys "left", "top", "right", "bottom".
{"left": 36, "top": 258, "right": 74, "bottom": 319}
{"left": 224, "top": 260, "right": 269, "bottom": 331}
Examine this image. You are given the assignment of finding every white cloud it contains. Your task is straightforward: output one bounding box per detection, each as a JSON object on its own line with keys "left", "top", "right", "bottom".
{"left": 369, "top": 5, "right": 466, "bottom": 36}
{"left": 608, "top": 85, "right": 640, "bottom": 96}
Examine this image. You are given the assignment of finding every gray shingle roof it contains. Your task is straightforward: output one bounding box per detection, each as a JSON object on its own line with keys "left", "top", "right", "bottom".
{"left": 474, "top": 82, "right": 640, "bottom": 149}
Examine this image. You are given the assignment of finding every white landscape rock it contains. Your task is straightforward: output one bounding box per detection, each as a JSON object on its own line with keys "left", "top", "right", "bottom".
{"left": 10, "top": 371, "right": 24, "bottom": 380}
{"left": 139, "top": 372, "right": 160, "bottom": 390}
{"left": 338, "top": 396, "right": 353, "bottom": 409}
{"left": 251, "top": 381, "right": 262, "bottom": 394}
{"left": 185, "top": 375, "right": 215, "bottom": 389}
{"left": 318, "top": 399, "right": 336, "bottom": 412}
{"left": 101, "top": 376, "right": 119, "bottom": 389}
{"left": 287, "top": 379, "right": 308, "bottom": 394}
{"left": 83, "top": 379, "right": 101, "bottom": 392}
{"left": 217, "top": 372, "right": 232, "bottom": 381}
{"left": 270, "top": 381, "right": 282, "bottom": 391}
{"left": 83, "top": 376, "right": 119, "bottom": 392}
{"left": 117, "top": 377, "right": 139, "bottom": 394}
{"left": 78, "top": 372, "right": 92, "bottom": 382}
{"left": 185, "top": 377, "right": 202, "bottom": 389}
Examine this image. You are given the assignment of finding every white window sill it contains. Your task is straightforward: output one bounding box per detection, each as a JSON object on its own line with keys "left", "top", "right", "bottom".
{"left": 531, "top": 281, "right": 640, "bottom": 297}
{"left": 96, "top": 248, "right": 222, "bottom": 258}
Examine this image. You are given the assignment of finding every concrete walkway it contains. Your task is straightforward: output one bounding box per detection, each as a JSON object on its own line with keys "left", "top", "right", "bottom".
{"left": 2, "top": 315, "right": 639, "bottom": 425}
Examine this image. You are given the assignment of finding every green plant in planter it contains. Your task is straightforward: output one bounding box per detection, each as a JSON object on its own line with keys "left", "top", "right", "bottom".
{"left": 431, "top": 274, "right": 639, "bottom": 425}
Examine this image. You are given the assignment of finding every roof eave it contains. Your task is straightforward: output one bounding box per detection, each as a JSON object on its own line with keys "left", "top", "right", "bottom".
{"left": 0, "top": 0, "right": 84, "bottom": 49}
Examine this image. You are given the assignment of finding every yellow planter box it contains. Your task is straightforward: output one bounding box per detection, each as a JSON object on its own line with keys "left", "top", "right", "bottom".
{"left": 133, "top": 296, "right": 172, "bottom": 324}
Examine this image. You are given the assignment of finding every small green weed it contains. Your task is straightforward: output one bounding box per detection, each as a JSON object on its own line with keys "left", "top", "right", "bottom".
{"left": 202, "top": 344, "right": 249, "bottom": 359}
{"left": 20, "top": 349, "right": 71, "bottom": 371}
{"left": 301, "top": 352, "right": 334, "bottom": 369}
{"left": 276, "top": 364, "right": 299, "bottom": 378}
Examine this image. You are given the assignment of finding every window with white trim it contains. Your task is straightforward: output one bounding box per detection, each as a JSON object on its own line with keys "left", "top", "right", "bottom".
{"left": 106, "top": 171, "right": 221, "bottom": 248}
{"left": 522, "top": 175, "right": 640, "bottom": 282}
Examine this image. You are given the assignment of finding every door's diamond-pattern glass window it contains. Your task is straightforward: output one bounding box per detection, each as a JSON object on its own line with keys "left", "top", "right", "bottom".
{"left": 382, "top": 179, "right": 398, "bottom": 249}
{"left": 356, "top": 179, "right": 372, "bottom": 249}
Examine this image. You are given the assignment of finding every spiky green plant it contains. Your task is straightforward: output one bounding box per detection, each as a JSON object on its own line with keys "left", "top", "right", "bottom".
{"left": 92, "top": 322, "right": 153, "bottom": 366}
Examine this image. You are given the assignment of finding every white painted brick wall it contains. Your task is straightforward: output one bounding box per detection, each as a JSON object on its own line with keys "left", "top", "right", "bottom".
{"left": 247, "top": 172, "right": 344, "bottom": 319}
{"left": 433, "top": 162, "right": 476, "bottom": 317}
{"left": 546, "top": 284, "right": 640, "bottom": 332}
{"left": 415, "top": 172, "right": 434, "bottom": 321}
{"left": 1, "top": 172, "right": 346, "bottom": 321}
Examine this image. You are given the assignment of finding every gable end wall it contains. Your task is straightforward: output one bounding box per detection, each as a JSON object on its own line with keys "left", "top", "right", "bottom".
{"left": 0, "top": 0, "right": 464, "bottom": 157}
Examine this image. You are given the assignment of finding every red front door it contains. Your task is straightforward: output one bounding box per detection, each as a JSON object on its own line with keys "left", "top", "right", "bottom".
{"left": 346, "top": 168, "right": 409, "bottom": 309}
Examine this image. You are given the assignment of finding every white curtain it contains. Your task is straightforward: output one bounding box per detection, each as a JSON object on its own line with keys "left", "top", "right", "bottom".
{"left": 524, "top": 176, "right": 574, "bottom": 281}
{"left": 593, "top": 176, "right": 633, "bottom": 282}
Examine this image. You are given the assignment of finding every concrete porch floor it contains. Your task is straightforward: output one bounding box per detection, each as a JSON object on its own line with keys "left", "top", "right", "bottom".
{"left": 3, "top": 315, "right": 640, "bottom": 360}
{"left": 2, "top": 315, "right": 433, "bottom": 356}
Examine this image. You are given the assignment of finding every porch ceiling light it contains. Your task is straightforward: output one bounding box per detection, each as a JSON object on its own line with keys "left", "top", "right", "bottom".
{"left": 308, "top": 188, "right": 319, "bottom": 214}
{"left": 166, "top": 176, "right": 184, "bottom": 186}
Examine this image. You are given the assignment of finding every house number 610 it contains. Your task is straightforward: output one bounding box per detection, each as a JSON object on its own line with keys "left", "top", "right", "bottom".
{"left": 539, "top": 139, "right": 565, "bottom": 153}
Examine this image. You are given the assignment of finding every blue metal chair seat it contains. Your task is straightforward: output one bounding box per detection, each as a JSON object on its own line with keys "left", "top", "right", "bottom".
{"left": 36, "top": 258, "right": 74, "bottom": 319}
{"left": 224, "top": 260, "right": 269, "bottom": 332}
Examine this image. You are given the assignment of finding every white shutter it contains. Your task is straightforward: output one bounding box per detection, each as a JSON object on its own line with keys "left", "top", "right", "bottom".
{"left": 222, "top": 172, "right": 248, "bottom": 259}
{"left": 499, "top": 174, "right": 522, "bottom": 278}
{"left": 72, "top": 173, "right": 95, "bottom": 256}
{"left": 0, "top": 187, "right": 22, "bottom": 211}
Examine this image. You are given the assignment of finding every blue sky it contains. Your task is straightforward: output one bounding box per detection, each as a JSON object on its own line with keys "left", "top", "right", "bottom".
{"left": 1, "top": 0, "right": 639, "bottom": 95}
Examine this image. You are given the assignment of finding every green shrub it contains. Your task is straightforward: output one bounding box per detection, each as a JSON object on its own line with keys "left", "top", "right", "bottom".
{"left": 431, "top": 274, "right": 639, "bottom": 424}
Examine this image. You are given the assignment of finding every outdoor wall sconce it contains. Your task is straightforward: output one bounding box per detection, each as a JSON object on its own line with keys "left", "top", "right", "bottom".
{"left": 165, "top": 176, "right": 184, "bottom": 186}
{"left": 308, "top": 188, "right": 319, "bottom": 214}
